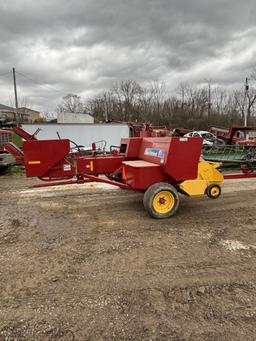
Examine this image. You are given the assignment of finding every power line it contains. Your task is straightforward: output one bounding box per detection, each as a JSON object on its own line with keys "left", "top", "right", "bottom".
{"left": 0, "top": 71, "right": 11, "bottom": 77}
{"left": 15, "top": 70, "right": 65, "bottom": 95}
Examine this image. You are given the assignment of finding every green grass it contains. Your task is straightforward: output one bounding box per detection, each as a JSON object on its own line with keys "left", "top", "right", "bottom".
{"left": 12, "top": 133, "right": 22, "bottom": 148}
{"left": 8, "top": 165, "right": 24, "bottom": 174}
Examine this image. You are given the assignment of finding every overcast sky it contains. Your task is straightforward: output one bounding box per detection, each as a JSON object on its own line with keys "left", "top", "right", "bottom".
{"left": 0, "top": 0, "right": 255, "bottom": 114}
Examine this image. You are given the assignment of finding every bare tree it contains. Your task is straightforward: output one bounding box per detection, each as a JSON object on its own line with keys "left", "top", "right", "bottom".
{"left": 112, "top": 80, "right": 143, "bottom": 121}
{"left": 84, "top": 78, "right": 256, "bottom": 130}
{"left": 212, "top": 87, "right": 227, "bottom": 115}
{"left": 56, "top": 94, "right": 84, "bottom": 114}
{"left": 9, "top": 95, "right": 31, "bottom": 108}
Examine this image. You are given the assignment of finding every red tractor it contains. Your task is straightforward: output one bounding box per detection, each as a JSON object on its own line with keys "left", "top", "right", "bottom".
{"left": 209, "top": 125, "right": 256, "bottom": 145}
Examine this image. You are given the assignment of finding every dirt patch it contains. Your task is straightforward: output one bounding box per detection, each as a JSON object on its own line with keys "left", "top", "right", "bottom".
{"left": 0, "top": 173, "right": 256, "bottom": 340}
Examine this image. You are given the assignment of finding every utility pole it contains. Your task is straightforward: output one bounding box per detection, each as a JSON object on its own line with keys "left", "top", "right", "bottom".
{"left": 12, "top": 67, "right": 18, "bottom": 109}
{"left": 208, "top": 82, "right": 211, "bottom": 119}
{"left": 244, "top": 77, "right": 249, "bottom": 127}
{"left": 12, "top": 67, "right": 19, "bottom": 124}
{"left": 203, "top": 78, "right": 211, "bottom": 121}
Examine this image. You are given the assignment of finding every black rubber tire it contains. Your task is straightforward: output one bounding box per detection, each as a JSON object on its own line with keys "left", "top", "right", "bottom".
{"left": 206, "top": 183, "right": 221, "bottom": 199}
{"left": 143, "top": 182, "right": 180, "bottom": 219}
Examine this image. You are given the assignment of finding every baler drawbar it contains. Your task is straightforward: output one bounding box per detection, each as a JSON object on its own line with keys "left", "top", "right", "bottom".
{"left": 6, "top": 127, "right": 239, "bottom": 218}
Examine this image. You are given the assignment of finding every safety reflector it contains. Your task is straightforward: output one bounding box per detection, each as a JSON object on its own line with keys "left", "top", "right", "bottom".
{"left": 89, "top": 160, "right": 94, "bottom": 172}
{"left": 122, "top": 166, "right": 127, "bottom": 181}
{"left": 28, "top": 161, "right": 41, "bottom": 165}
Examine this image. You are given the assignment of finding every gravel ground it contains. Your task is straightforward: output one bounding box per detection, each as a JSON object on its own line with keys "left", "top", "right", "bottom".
{"left": 0, "top": 174, "right": 256, "bottom": 340}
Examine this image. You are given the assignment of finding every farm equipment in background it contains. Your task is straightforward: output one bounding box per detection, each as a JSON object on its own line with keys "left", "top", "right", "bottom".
{"left": 204, "top": 126, "right": 256, "bottom": 169}
{"left": 0, "top": 129, "right": 16, "bottom": 169}
{"left": 171, "top": 128, "right": 191, "bottom": 137}
{"left": 209, "top": 125, "right": 256, "bottom": 145}
{"left": 107, "top": 121, "right": 170, "bottom": 138}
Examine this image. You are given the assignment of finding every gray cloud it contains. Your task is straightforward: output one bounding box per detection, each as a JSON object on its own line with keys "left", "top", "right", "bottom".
{"left": 0, "top": 0, "right": 256, "bottom": 113}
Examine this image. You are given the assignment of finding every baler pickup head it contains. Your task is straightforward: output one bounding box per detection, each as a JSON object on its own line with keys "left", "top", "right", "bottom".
{"left": 23, "top": 139, "right": 75, "bottom": 180}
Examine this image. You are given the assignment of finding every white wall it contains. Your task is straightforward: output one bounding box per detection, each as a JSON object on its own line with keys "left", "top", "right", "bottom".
{"left": 57, "top": 112, "right": 94, "bottom": 124}
{"left": 22, "top": 123, "right": 130, "bottom": 150}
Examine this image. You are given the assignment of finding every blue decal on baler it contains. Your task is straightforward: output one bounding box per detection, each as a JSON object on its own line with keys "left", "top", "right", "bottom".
{"left": 144, "top": 148, "right": 165, "bottom": 158}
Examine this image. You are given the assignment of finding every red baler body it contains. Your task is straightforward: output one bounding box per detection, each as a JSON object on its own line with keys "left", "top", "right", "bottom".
{"left": 14, "top": 133, "right": 203, "bottom": 190}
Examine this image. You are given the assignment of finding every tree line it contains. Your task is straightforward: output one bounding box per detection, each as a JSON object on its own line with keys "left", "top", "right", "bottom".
{"left": 57, "top": 79, "right": 256, "bottom": 130}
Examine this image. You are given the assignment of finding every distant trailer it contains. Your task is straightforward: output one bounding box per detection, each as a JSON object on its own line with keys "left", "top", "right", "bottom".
{"left": 21, "top": 123, "right": 130, "bottom": 151}
{"left": 57, "top": 112, "right": 94, "bottom": 124}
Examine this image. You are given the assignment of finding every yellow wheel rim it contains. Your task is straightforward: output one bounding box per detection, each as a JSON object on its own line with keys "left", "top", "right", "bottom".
{"left": 153, "top": 191, "right": 175, "bottom": 214}
{"left": 210, "top": 186, "right": 220, "bottom": 197}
